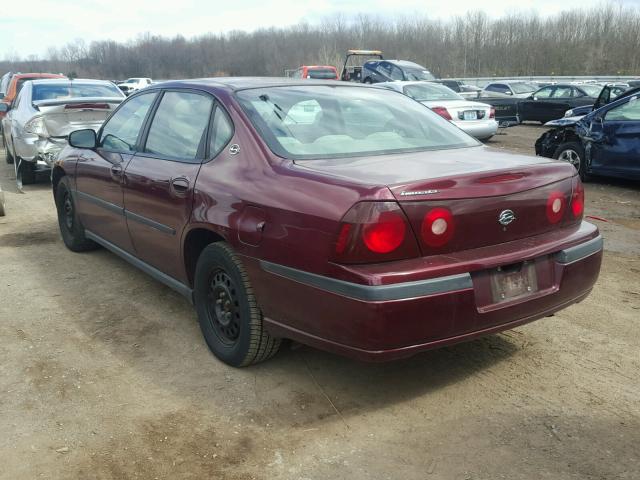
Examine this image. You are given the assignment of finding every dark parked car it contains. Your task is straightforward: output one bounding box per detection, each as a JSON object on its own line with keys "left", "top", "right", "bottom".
{"left": 563, "top": 84, "right": 632, "bottom": 118}
{"left": 360, "top": 60, "right": 435, "bottom": 84}
{"left": 519, "top": 84, "right": 603, "bottom": 123}
{"left": 430, "top": 80, "right": 482, "bottom": 99}
{"left": 52, "top": 78, "right": 602, "bottom": 367}
{"left": 536, "top": 90, "right": 640, "bottom": 181}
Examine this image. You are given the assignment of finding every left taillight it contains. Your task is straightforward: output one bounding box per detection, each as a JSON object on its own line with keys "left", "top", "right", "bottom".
{"left": 489, "top": 107, "right": 496, "bottom": 119}
{"left": 431, "top": 106, "right": 452, "bottom": 120}
{"left": 23, "top": 116, "right": 47, "bottom": 136}
{"left": 333, "top": 202, "right": 420, "bottom": 264}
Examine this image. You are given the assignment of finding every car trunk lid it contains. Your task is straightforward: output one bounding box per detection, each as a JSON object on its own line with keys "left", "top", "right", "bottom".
{"left": 33, "top": 97, "right": 122, "bottom": 137}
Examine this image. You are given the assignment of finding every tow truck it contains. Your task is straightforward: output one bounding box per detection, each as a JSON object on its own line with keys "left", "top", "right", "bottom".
{"left": 340, "top": 50, "right": 384, "bottom": 82}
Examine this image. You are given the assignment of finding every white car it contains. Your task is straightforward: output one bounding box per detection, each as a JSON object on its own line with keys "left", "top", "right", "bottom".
{"left": 379, "top": 81, "right": 498, "bottom": 140}
{"left": 1, "top": 79, "right": 125, "bottom": 185}
{"left": 117, "top": 77, "right": 152, "bottom": 95}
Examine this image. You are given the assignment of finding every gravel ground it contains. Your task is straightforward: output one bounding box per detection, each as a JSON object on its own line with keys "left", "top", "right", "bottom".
{"left": 1, "top": 125, "right": 639, "bottom": 480}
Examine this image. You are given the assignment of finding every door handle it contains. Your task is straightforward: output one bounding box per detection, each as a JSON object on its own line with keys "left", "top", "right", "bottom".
{"left": 170, "top": 177, "right": 190, "bottom": 196}
{"left": 110, "top": 163, "right": 123, "bottom": 179}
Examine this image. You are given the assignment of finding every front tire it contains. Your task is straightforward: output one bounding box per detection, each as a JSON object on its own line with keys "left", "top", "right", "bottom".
{"left": 363, "top": 77, "right": 373, "bottom": 84}
{"left": 194, "top": 242, "right": 281, "bottom": 367}
{"left": 4, "top": 134, "right": 14, "bottom": 164}
{"left": 54, "top": 177, "right": 98, "bottom": 252}
{"left": 553, "top": 141, "right": 590, "bottom": 181}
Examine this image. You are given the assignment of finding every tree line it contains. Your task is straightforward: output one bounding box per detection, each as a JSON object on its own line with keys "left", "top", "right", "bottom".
{"left": 2, "top": 4, "right": 640, "bottom": 81}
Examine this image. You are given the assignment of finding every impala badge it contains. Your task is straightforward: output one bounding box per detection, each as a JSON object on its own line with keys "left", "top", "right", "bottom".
{"left": 229, "top": 144, "right": 240, "bottom": 155}
{"left": 498, "top": 209, "right": 516, "bottom": 226}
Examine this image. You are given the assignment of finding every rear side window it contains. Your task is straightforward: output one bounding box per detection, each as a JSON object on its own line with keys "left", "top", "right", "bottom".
{"left": 100, "top": 92, "right": 157, "bottom": 152}
{"left": 209, "top": 107, "right": 234, "bottom": 157}
{"left": 144, "top": 91, "right": 213, "bottom": 161}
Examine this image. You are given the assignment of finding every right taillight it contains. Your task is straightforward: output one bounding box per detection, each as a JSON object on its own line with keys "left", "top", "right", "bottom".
{"left": 421, "top": 207, "right": 455, "bottom": 248}
{"left": 546, "top": 191, "right": 567, "bottom": 224}
{"left": 333, "top": 202, "right": 420, "bottom": 264}
{"left": 571, "top": 177, "right": 584, "bottom": 219}
{"left": 489, "top": 107, "right": 496, "bottom": 119}
{"left": 431, "top": 106, "right": 452, "bottom": 120}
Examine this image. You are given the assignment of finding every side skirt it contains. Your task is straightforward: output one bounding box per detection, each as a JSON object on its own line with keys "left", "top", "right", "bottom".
{"left": 85, "top": 230, "right": 194, "bottom": 304}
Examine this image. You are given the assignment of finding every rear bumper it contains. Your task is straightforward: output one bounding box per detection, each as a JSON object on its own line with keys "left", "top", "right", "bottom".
{"left": 453, "top": 119, "right": 498, "bottom": 139}
{"left": 246, "top": 222, "right": 603, "bottom": 361}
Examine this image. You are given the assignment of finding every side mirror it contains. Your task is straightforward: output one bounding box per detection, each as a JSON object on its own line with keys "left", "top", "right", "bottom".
{"left": 0, "top": 103, "right": 9, "bottom": 113}
{"left": 505, "top": 91, "right": 513, "bottom": 96}
{"left": 68, "top": 129, "right": 97, "bottom": 149}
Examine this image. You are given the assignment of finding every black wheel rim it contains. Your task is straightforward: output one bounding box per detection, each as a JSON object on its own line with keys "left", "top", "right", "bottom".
{"left": 206, "top": 269, "right": 241, "bottom": 345}
{"left": 63, "top": 192, "right": 74, "bottom": 230}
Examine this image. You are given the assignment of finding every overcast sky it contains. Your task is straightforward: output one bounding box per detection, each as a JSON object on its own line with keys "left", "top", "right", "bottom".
{"left": 2, "top": 0, "right": 638, "bottom": 58}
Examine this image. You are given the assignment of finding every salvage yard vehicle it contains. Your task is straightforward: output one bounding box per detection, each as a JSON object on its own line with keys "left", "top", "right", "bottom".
{"left": 291, "top": 65, "right": 339, "bottom": 80}
{"left": 0, "top": 73, "right": 66, "bottom": 124}
{"left": 340, "top": 49, "right": 384, "bottom": 82}
{"left": 360, "top": 59, "right": 436, "bottom": 84}
{"left": 378, "top": 81, "right": 498, "bottom": 140}
{"left": 481, "top": 81, "right": 538, "bottom": 98}
{"left": 117, "top": 77, "right": 152, "bottom": 95}
{"left": 1, "top": 79, "right": 125, "bottom": 185}
{"left": 519, "top": 84, "right": 602, "bottom": 123}
{"left": 535, "top": 89, "right": 640, "bottom": 181}
{"left": 430, "top": 79, "right": 482, "bottom": 99}
{"left": 53, "top": 78, "right": 602, "bottom": 367}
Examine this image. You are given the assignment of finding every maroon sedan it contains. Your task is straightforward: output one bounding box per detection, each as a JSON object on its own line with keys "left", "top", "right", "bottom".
{"left": 52, "top": 78, "right": 602, "bottom": 367}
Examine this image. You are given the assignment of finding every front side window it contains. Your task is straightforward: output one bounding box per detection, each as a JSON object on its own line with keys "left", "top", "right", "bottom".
{"left": 404, "top": 69, "right": 436, "bottom": 81}
{"left": 605, "top": 96, "right": 640, "bottom": 121}
{"left": 144, "top": 91, "right": 213, "bottom": 160}
{"left": 236, "top": 85, "right": 478, "bottom": 161}
{"left": 389, "top": 65, "right": 404, "bottom": 81}
{"left": 100, "top": 92, "right": 157, "bottom": 152}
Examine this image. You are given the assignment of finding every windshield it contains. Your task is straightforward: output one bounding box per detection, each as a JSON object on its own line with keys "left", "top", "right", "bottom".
{"left": 236, "top": 85, "right": 478, "bottom": 161}
{"left": 404, "top": 69, "right": 436, "bottom": 81}
{"left": 124, "top": 79, "right": 139, "bottom": 84}
{"left": 511, "top": 83, "right": 537, "bottom": 94}
{"left": 32, "top": 83, "right": 124, "bottom": 101}
{"left": 403, "top": 83, "right": 462, "bottom": 101}
{"left": 581, "top": 85, "right": 603, "bottom": 97}
{"left": 307, "top": 68, "right": 337, "bottom": 80}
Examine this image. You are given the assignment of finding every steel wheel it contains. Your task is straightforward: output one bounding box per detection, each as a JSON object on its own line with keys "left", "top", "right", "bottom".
{"left": 206, "top": 270, "right": 241, "bottom": 345}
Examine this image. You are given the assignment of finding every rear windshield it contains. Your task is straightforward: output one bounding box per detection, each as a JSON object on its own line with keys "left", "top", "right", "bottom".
{"left": 404, "top": 69, "right": 436, "bottom": 81}
{"left": 306, "top": 68, "right": 337, "bottom": 79}
{"left": 32, "top": 83, "right": 123, "bottom": 101}
{"left": 511, "top": 83, "right": 537, "bottom": 94}
{"left": 581, "top": 85, "right": 603, "bottom": 97}
{"left": 404, "top": 83, "right": 462, "bottom": 101}
{"left": 236, "top": 85, "right": 478, "bottom": 161}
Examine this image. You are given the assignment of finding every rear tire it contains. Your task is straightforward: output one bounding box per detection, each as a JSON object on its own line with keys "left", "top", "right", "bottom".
{"left": 553, "top": 141, "right": 590, "bottom": 182}
{"left": 54, "top": 177, "right": 98, "bottom": 252}
{"left": 363, "top": 77, "right": 373, "bottom": 84}
{"left": 194, "top": 242, "right": 281, "bottom": 367}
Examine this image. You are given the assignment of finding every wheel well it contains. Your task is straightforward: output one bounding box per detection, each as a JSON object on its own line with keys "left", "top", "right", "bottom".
{"left": 183, "top": 228, "right": 226, "bottom": 287}
{"left": 51, "top": 166, "right": 65, "bottom": 196}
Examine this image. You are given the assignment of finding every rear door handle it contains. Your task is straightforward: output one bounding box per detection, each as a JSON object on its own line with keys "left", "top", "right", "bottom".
{"left": 170, "top": 177, "right": 190, "bottom": 196}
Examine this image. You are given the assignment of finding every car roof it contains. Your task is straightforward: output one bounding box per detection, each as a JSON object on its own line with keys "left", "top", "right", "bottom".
{"left": 150, "top": 77, "right": 365, "bottom": 91}
{"left": 12, "top": 73, "right": 66, "bottom": 80}
{"left": 385, "top": 60, "right": 426, "bottom": 69}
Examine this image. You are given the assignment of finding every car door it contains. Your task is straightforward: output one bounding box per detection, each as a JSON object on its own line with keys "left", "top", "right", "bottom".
{"left": 589, "top": 96, "right": 640, "bottom": 178}
{"left": 75, "top": 91, "right": 158, "bottom": 252}
{"left": 122, "top": 89, "right": 214, "bottom": 281}
{"left": 520, "top": 86, "right": 555, "bottom": 121}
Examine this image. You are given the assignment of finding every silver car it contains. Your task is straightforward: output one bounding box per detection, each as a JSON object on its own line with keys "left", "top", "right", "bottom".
{"left": 378, "top": 81, "right": 498, "bottom": 140}
{"left": 1, "top": 79, "right": 125, "bottom": 185}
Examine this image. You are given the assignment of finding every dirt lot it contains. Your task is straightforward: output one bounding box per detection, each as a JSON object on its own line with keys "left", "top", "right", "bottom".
{"left": 1, "top": 125, "right": 639, "bottom": 480}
